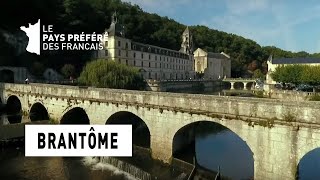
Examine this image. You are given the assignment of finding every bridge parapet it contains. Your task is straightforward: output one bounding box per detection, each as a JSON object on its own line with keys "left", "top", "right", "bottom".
{"left": 222, "top": 78, "right": 256, "bottom": 82}
{"left": 1, "top": 83, "right": 320, "bottom": 126}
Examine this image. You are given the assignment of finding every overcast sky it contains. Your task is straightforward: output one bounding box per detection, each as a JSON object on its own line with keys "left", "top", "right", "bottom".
{"left": 122, "top": 0, "right": 320, "bottom": 53}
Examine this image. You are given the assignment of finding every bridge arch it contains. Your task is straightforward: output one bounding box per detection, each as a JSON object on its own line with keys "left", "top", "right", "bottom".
{"left": 60, "top": 107, "right": 90, "bottom": 124}
{"left": 106, "top": 111, "right": 150, "bottom": 148}
{"left": 296, "top": 147, "right": 320, "bottom": 179}
{"left": 172, "top": 119, "right": 254, "bottom": 179}
{"left": 6, "top": 95, "right": 22, "bottom": 123}
{"left": 0, "top": 69, "right": 14, "bottom": 83}
{"left": 29, "top": 102, "right": 49, "bottom": 121}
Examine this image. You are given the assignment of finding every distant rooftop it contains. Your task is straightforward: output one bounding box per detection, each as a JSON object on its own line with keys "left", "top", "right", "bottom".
{"left": 207, "top": 52, "right": 229, "bottom": 59}
{"left": 272, "top": 57, "right": 320, "bottom": 64}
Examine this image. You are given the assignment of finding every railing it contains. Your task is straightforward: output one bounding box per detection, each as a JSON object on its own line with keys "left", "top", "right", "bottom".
{"left": 145, "top": 79, "right": 216, "bottom": 83}
{"left": 187, "top": 165, "right": 196, "bottom": 180}
{"left": 222, "top": 78, "right": 256, "bottom": 82}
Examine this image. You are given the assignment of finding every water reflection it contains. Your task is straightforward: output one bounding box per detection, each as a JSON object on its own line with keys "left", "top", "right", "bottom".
{"left": 297, "top": 148, "right": 320, "bottom": 180}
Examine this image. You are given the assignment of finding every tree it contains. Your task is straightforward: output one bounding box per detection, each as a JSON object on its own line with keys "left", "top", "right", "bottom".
{"left": 271, "top": 65, "right": 304, "bottom": 84}
{"left": 253, "top": 69, "right": 265, "bottom": 79}
{"left": 78, "top": 59, "right": 144, "bottom": 90}
{"left": 61, "top": 64, "right": 75, "bottom": 78}
{"left": 271, "top": 65, "right": 320, "bottom": 86}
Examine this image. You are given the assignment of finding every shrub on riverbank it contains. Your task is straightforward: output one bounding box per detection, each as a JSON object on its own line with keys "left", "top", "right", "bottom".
{"left": 78, "top": 59, "right": 145, "bottom": 90}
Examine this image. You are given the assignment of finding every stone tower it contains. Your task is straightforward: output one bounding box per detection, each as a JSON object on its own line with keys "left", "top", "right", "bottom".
{"left": 180, "top": 26, "right": 193, "bottom": 54}
{"left": 107, "top": 12, "right": 125, "bottom": 37}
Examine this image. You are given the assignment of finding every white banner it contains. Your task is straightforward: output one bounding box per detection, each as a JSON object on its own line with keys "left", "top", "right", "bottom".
{"left": 25, "top": 125, "right": 132, "bottom": 157}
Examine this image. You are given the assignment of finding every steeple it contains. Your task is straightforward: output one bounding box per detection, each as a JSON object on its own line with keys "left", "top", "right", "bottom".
{"left": 180, "top": 26, "right": 193, "bottom": 54}
{"left": 106, "top": 11, "right": 125, "bottom": 37}
{"left": 112, "top": 11, "right": 118, "bottom": 24}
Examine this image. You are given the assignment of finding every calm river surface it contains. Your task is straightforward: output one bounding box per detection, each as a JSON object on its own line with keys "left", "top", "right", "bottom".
{"left": 0, "top": 113, "right": 319, "bottom": 180}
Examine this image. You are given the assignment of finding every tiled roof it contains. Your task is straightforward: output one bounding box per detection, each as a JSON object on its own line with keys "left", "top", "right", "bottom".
{"left": 272, "top": 58, "right": 320, "bottom": 64}
{"left": 207, "top": 52, "right": 229, "bottom": 59}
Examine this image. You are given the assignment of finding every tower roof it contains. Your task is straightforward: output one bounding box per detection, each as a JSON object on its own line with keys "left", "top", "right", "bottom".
{"left": 106, "top": 11, "right": 125, "bottom": 37}
{"left": 183, "top": 26, "right": 190, "bottom": 34}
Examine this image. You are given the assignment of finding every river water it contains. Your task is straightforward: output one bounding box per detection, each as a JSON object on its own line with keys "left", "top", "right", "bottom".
{"left": 0, "top": 113, "right": 319, "bottom": 180}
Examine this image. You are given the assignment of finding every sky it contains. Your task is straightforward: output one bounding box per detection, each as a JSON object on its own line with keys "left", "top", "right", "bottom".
{"left": 122, "top": 0, "right": 320, "bottom": 53}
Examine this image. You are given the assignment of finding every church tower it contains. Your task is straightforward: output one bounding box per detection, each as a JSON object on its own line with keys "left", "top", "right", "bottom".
{"left": 180, "top": 26, "right": 193, "bottom": 54}
{"left": 106, "top": 12, "right": 125, "bottom": 37}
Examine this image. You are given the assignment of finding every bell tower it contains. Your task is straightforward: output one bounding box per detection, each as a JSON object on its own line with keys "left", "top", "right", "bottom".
{"left": 180, "top": 26, "right": 193, "bottom": 54}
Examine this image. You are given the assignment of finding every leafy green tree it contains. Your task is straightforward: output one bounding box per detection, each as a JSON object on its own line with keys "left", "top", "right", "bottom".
{"left": 61, "top": 64, "right": 75, "bottom": 78}
{"left": 300, "top": 66, "right": 320, "bottom": 85}
{"left": 253, "top": 69, "right": 265, "bottom": 79}
{"left": 271, "top": 65, "right": 320, "bottom": 86}
{"left": 78, "top": 59, "right": 144, "bottom": 90}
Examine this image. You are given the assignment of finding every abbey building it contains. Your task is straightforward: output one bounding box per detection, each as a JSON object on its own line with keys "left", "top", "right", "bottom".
{"left": 96, "top": 13, "right": 231, "bottom": 80}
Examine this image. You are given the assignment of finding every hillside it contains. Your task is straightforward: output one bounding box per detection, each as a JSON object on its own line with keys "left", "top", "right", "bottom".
{"left": 1, "top": 0, "right": 319, "bottom": 77}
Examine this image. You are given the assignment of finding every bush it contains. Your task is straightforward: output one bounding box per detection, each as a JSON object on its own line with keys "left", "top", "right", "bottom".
{"left": 78, "top": 59, "right": 145, "bottom": 90}
{"left": 309, "top": 94, "right": 320, "bottom": 101}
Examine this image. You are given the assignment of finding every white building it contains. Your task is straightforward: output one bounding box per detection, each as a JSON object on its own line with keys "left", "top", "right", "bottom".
{"left": 193, "top": 48, "right": 231, "bottom": 80}
{"left": 97, "top": 12, "right": 195, "bottom": 80}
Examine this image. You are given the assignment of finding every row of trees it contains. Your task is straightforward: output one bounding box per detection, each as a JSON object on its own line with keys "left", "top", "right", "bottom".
{"left": 78, "top": 59, "right": 144, "bottom": 89}
{"left": 271, "top": 65, "right": 320, "bottom": 85}
{"left": 2, "top": 0, "right": 320, "bottom": 79}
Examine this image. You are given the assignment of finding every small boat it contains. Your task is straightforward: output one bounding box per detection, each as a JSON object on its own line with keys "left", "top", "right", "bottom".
{"left": 215, "top": 166, "right": 221, "bottom": 180}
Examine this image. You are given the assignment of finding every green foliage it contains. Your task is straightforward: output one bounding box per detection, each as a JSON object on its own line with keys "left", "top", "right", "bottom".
{"left": 3, "top": 0, "right": 320, "bottom": 77}
{"left": 78, "top": 59, "right": 144, "bottom": 90}
{"left": 253, "top": 69, "right": 265, "bottom": 79}
{"left": 61, "top": 64, "right": 75, "bottom": 78}
{"left": 271, "top": 65, "right": 320, "bottom": 85}
{"left": 309, "top": 94, "right": 320, "bottom": 101}
{"left": 254, "top": 91, "right": 264, "bottom": 98}
{"left": 271, "top": 65, "right": 304, "bottom": 84}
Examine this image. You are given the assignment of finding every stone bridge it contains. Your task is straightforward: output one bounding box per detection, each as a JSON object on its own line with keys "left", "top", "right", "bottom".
{"left": 223, "top": 78, "right": 256, "bottom": 90}
{"left": 1, "top": 83, "right": 320, "bottom": 180}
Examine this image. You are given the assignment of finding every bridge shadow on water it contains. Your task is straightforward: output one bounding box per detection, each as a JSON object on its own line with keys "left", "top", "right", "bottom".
{"left": 173, "top": 121, "right": 254, "bottom": 180}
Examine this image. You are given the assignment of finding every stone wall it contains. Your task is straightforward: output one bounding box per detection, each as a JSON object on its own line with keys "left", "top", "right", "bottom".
{"left": 267, "top": 89, "right": 319, "bottom": 101}
{"left": 145, "top": 80, "right": 219, "bottom": 92}
{"left": 1, "top": 83, "right": 320, "bottom": 180}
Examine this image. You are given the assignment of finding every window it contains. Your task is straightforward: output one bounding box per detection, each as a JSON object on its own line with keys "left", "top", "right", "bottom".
{"left": 118, "top": 41, "right": 121, "bottom": 47}
{"left": 142, "top": 61, "right": 144, "bottom": 67}
{"left": 149, "top": 54, "right": 151, "bottom": 60}
{"left": 141, "top": 53, "right": 144, "bottom": 59}
{"left": 134, "top": 52, "right": 136, "bottom": 58}
{"left": 105, "top": 50, "right": 108, "bottom": 56}
{"left": 160, "top": 56, "right": 161, "bottom": 61}
{"left": 155, "top": 56, "right": 157, "bottom": 61}
{"left": 126, "top": 51, "right": 128, "bottom": 57}
{"left": 125, "top": 43, "right": 128, "bottom": 49}
{"left": 155, "top": 63, "right": 157, "bottom": 68}
{"left": 126, "top": 60, "right": 128, "bottom": 65}
{"left": 149, "top": 62, "right": 151, "bottom": 67}
{"left": 134, "top": 60, "right": 136, "bottom": 66}
{"left": 105, "top": 41, "right": 108, "bottom": 47}
{"left": 118, "top": 50, "right": 121, "bottom": 56}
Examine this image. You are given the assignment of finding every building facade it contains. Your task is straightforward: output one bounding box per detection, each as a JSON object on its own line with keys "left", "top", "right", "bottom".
{"left": 193, "top": 48, "right": 231, "bottom": 80}
{"left": 97, "top": 13, "right": 195, "bottom": 80}
{"left": 97, "top": 12, "right": 231, "bottom": 81}
{"left": 266, "top": 55, "right": 320, "bottom": 85}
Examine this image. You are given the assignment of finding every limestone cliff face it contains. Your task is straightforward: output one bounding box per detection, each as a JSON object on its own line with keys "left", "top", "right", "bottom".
{"left": 0, "top": 29, "right": 28, "bottom": 55}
